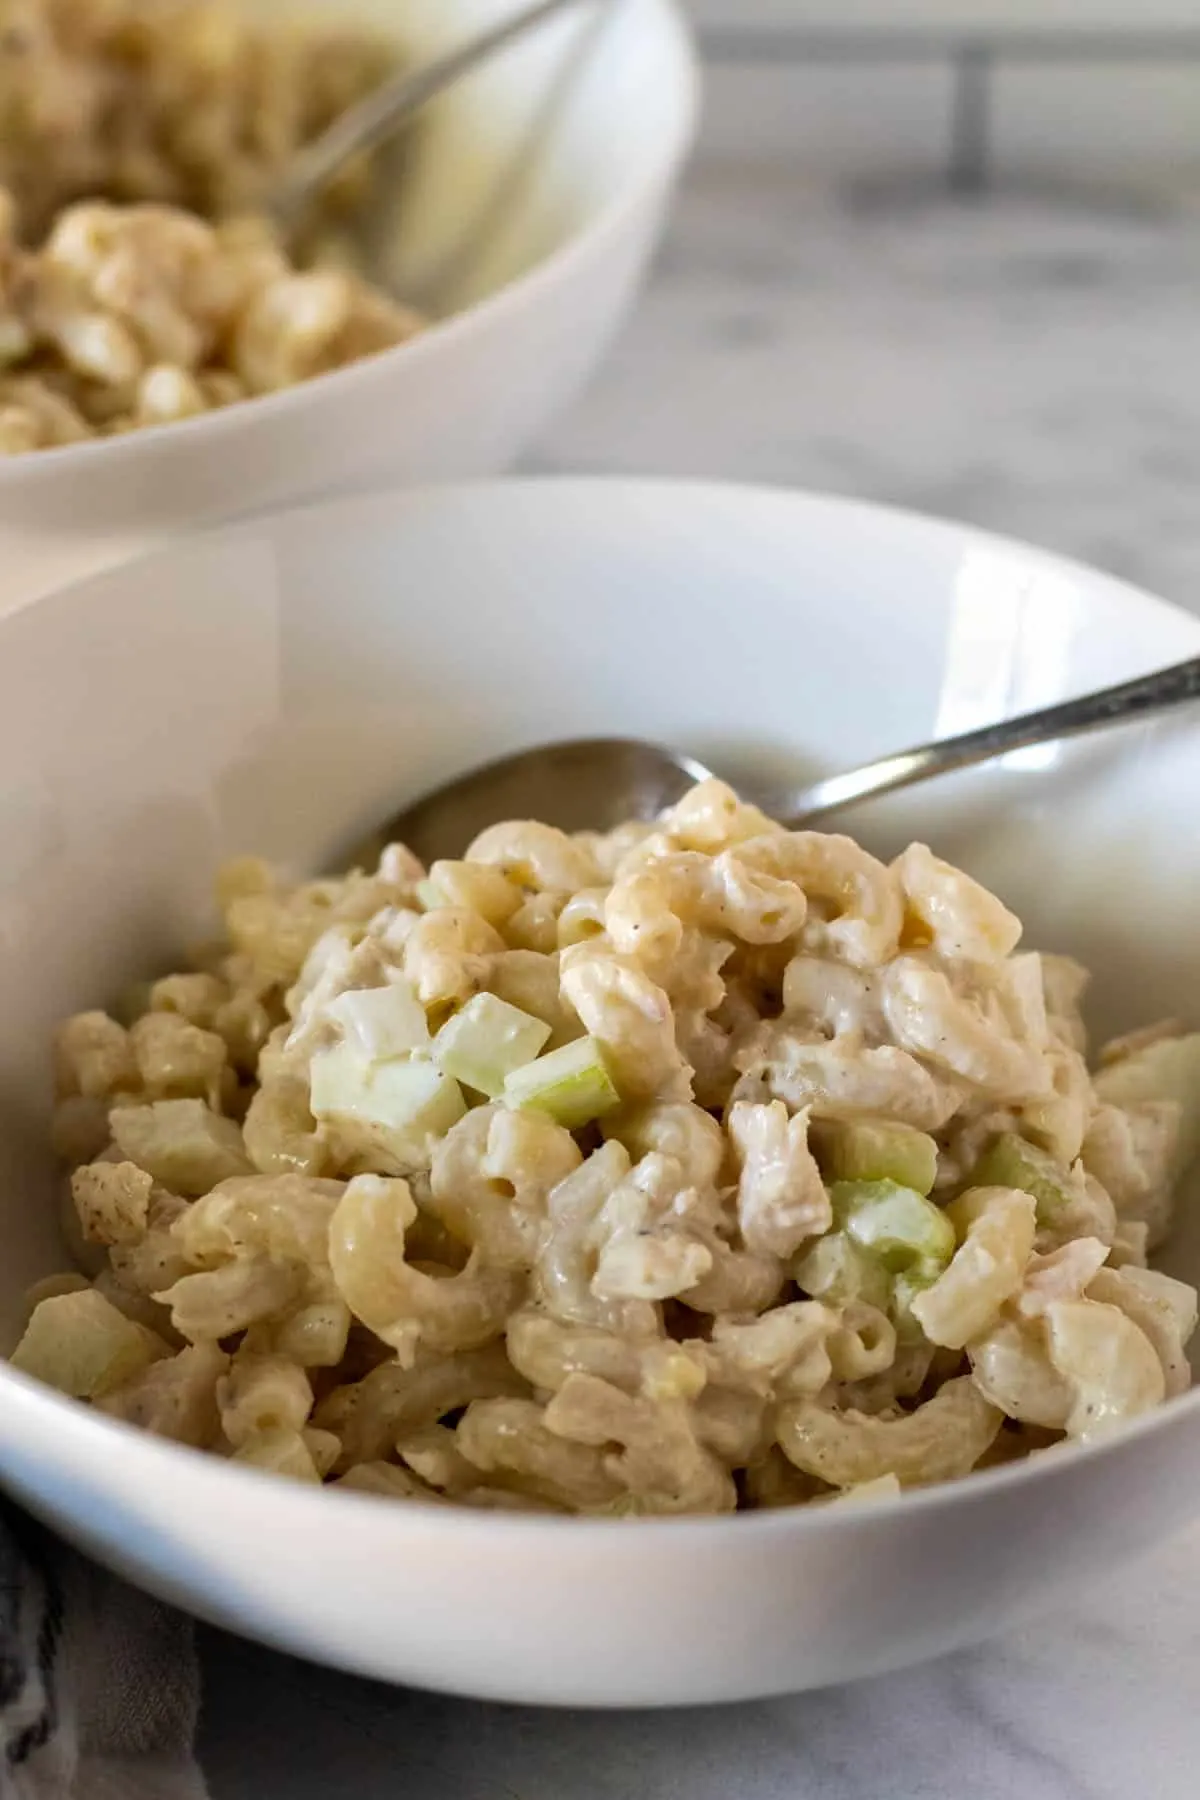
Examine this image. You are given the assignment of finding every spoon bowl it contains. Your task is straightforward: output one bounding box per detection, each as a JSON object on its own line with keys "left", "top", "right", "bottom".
{"left": 345, "top": 736, "right": 711, "bottom": 869}
{"left": 361, "top": 656, "right": 1200, "bottom": 867}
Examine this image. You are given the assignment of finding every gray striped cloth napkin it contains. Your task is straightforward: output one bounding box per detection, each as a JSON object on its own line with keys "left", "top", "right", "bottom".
{"left": 0, "top": 1503, "right": 209, "bottom": 1800}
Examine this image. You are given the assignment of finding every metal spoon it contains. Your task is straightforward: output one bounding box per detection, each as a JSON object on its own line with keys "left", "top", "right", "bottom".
{"left": 270, "top": 0, "right": 600, "bottom": 231}
{"left": 351, "top": 656, "right": 1200, "bottom": 868}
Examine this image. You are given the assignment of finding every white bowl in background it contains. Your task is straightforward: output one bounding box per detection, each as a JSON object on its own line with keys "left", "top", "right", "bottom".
{"left": 1, "top": 478, "right": 1199, "bottom": 1708}
{"left": 0, "top": 0, "right": 697, "bottom": 598}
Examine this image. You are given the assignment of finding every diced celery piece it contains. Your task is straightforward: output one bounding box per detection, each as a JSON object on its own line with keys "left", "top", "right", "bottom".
{"left": 831, "top": 1180, "right": 955, "bottom": 1280}
{"left": 971, "top": 1132, "right": 1073, "bottom": 1224}
{"left": 813, "top": 1118, "right": 938, "bottom": 1196}
{"left": 310, "top": 1043, "right": 466, "bottom": 1155}
{"left": 415, "top": 879, "right": 443, "bottom": 912}
{"left": 503, "top": 1036, "right": 620, "bottom": 1129}
{"left": 432, "top": 993, "right": 551, "bottom": 1098}
{"left": 794, "top": 1230, "right": 890, "bottom": 1311}
{"left": 1096, "top": 1033, "right": 1200, "bottom": 1181}
{"left": 327, "top": 979, "right": 430, "bottom": 1058}
{"left": 890, "top": 1269, "right": 939, "bottom": 1345}
{"left": 10, "top": 1289, "right": 164, "bottom": 1399}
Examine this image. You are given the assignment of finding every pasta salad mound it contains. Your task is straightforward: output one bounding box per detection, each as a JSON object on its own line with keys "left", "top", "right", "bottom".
{"left": 14, "top": 778, "right": 1200, "bottom": 1514}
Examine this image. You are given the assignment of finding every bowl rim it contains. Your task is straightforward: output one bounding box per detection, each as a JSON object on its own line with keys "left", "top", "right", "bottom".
{"left": 8, "top": 467, "right": 1198, "bottom": 641}
{"left": 0, "top": 0, "right": 699, "bottom": 484}
{"left": 1, "top": 471, "right": 1199, "bottom": 1548}
{"left": 2, "top": 1345, "right": 1197, "bottom": 1544}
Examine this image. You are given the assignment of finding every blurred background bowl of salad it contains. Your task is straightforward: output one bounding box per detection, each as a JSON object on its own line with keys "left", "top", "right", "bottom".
{"left": 0, "top": 0, "right": 698, "bottom": 590}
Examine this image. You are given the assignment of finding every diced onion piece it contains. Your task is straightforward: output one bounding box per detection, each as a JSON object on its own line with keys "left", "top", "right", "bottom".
{"left": 327, "top": 979, "right": 430, "bottom": 1058}
{"left": 10, "top": 1289, "right": 166, "bottom": 1399}
{"left": 310, "top": 1042, "right": 467, "bottom": 1159}
{"left": 232, "top": 1426, "right": 321, "bottom": 1482}
{"left": 302, "top": 1426, "right": 342, "bottom": 1477}
{"left": 971, "top": 1132, "right": 1074, "bottom": 1224}
{"left": 109, "top": 1098, "right": 251, "bottom": 1195}
{"left": 21, "top": 1272, "right": 91, "bottom": 1320}
{"left": 813, "top": 1118, "right": 938, "bottom": 1196}
{"left": 832, "top": 1179, "right": 955, "bottom": 1281}
{"left": 794, "top": 1230, "right": 890, "bottom": 1310}
{"left": 829, "top": 1472, "right": 902, "bottom": 1506}
{"left": 415, "top": 879, "right": 442, "bottom": 912}
{"left": 1114, "top": 1265, "right": 1199, "bottom": 1343}
{"left": 503, "top": 1035, "right": 620, "bottom": 1129}
{"left": 433, "top": 993, "right": 551, "bottom": 1097}
{"left": 1096, "top": 1033, "right": 1200, "bottom": 1180}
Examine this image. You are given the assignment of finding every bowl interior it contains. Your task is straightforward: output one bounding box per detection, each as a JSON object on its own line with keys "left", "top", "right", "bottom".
{"left": 1, "top": 478, "right": 1199, "bottom": 1343}
{"left": 246, "top": 0, "right": 696, "bottom": 312}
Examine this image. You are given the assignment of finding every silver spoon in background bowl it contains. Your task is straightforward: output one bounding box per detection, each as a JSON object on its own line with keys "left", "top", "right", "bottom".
{"left": 269, "top": 0, "right": 604, "bottom": 233}
{"left": 345, "top": 655, "right": 1200, "bottom": 869}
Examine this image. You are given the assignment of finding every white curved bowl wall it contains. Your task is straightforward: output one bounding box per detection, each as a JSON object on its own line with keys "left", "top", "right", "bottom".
{"left": 1, "top": 480, "right": 1198, "bottom": 1706}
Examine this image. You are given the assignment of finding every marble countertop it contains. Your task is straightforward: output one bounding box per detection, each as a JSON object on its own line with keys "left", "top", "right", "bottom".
{"left": 534, "top": 160, "right": 1200, "bottom": 615}
{"left": 197, "top": 155, "right": 1200, "bottom": 1797}
{"left": 199, "top": 1526, "right": 1198, "bottom": 1799}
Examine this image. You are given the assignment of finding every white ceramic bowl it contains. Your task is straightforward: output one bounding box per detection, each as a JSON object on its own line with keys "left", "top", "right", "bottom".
{"left": 0, "top": 0, "right": 696, "bottom": 579}
{"left": 2, "top": 478, "right": 1199, "bottom": 1709}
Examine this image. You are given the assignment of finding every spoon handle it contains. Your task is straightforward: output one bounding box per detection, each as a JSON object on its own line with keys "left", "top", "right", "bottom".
{"left": 785, "top": 655, "right": 1200, "bottom": 823}
{"left": 271, "top": 0, "right": 596, "bottom": 225}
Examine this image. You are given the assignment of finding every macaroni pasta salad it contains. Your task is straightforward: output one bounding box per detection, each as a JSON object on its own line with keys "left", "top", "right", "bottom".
{"left": 0, "top": 0, "right": 422, "bottom": 450}
{"left": 14, "top": 780, "right": 1200, "bottom": 1514}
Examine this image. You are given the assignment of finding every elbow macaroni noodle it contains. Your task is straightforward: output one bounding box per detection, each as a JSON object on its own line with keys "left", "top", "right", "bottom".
{"left": 13, "top": 777, "right": 1200, "bottom": 1514}
{"left": 0, "top": 1, "right": 421, "bottom": 452}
